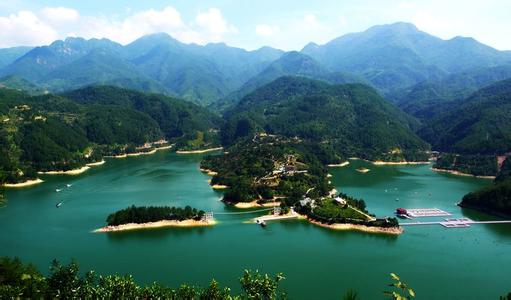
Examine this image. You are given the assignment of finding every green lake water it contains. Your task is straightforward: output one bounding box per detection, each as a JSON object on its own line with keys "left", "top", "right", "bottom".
{"left": 1, "top": 151, "right": 509, "bottom": 299}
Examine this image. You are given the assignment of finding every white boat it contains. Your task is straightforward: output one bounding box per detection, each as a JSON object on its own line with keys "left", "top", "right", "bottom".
{"left": 55, "top": 189, "right": 62, "bottom": 192}
{"left": 66, "top": 184, "right": 72, "bottom": 188}
{"left": 56, "top": 202, "right": 62, "bottom": 208}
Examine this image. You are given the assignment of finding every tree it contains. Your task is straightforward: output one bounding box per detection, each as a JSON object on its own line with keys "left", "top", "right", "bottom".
{"left": 384, "top": 273, "right": 415, "bottom": 300}
{"left": 239, "top": 269, "right": 286, "bottom": 299}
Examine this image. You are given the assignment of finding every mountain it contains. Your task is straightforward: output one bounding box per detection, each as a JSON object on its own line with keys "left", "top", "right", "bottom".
{"left": 0, "top": 34, "right": 283, "bottom": 105}
{"left": 302, "top": 22, "right": 511, "bottom": 94}
{"left": 418, "top": 79, "right": 511, "bottom": 155}
{"left": 222, "top": 76, "right": 428, "bottom": 161}
{"left": 125, "top": 33, "right": 283, "bottom": 105}
{"left": 395, "top": 64, "right": 511, "bottom": 120}
{"left": 0, "top": 75, "right": 46, "bottom": 95}
{"left": 214, "top": 52, "right": 366, "bottom": 112}
{"left": 0, "top": 46, "right": 33, "bottom": 68}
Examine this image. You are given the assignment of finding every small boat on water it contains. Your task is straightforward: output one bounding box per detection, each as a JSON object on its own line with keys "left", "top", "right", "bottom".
{"left": 56, "top": 202, "right": 62, "bottom": 208}
{"left": 66, "top": 184, "right": 72, "bottom": 188}
{"left": 55, "top": 189, "right": 62, "bottom": 193}
{"left": 260, "top": 221, "right": 267, "bottom": 227}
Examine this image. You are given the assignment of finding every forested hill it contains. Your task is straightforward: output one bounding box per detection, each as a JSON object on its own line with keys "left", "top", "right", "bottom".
{"left": 393, "top": 64, "right": 511, "bottom": 120}
{"left": 418, "top": 79, "right": 511, "bottom": 155}
{"left": 63, "top": 86, "right": 222, "bottom": 139}
{"left": 0, "top": 86, "right": 221, "bottom": 184}
{"left": 222, "top": 76, "right": 429, "bottom": 161}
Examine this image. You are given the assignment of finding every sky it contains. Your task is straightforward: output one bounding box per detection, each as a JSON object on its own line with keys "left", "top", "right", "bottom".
{"left": 0, "top": 0, "right": 510, "bottom": 51}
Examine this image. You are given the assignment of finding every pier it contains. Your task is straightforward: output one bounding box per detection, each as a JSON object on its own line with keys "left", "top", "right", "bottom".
{"left": 401, "top": 218, "right": 511, "bottom": 228}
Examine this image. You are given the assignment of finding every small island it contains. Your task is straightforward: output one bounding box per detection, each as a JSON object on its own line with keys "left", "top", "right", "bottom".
{"left": 94, "top": 205, "right": 215, "bottom": 233}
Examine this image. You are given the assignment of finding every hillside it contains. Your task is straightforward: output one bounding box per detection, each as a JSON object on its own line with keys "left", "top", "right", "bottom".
{"left": 222, "top": 76, "right": 429, "bottom": 161}
{"left": 394, "top": 64, "right": 511, "bottom": 120}
{"left": 0, "top": 75, "right": 46, "bottom": 95}
{"left": 215, "top": 52, "right": 365, "bottom": 112}
{"left": 0, "top": 34, "right": 283, "bottom": 105}
{"left": 418, "top": 79, "right": 511, "bottom": 155}
{"left": 460, "top": 157, "right": 511, "bottom": 216}
{"left": 0, "top": 46, "right": 33, "bottom": 68}
{"left": 302, "top": 22, "right": 511, "bottom": 94}
{"left": 0, "top": 86, "right": 222, "bottom": 184}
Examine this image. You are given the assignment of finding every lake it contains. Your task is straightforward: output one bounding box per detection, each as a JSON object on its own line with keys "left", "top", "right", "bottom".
{"left": 1, "top": 151, "right": 509, "bottom": 299}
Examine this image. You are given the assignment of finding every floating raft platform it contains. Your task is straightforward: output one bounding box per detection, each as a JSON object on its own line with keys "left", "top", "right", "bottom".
{"left": 401, "top": 218, "right": 511, "bottom": 228}
{"left": 405, "top": 208, "right": 451, "bottom": 218}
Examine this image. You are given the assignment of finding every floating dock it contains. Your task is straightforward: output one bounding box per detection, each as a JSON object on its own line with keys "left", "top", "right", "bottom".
{"left": 401, "top": 218, "right": 511, "bottom": 228}
{"left": 405, "top": 208, "right": 451, "bottom": 218}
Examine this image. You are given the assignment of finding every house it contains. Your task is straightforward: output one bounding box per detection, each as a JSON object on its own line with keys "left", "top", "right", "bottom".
{"left": 334, "top": 196, "right": 347, "bottom": 206}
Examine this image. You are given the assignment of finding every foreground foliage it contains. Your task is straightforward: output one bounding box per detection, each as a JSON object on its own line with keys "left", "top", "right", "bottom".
{"left": 0, "top": 257, "right": 286, "bottom": 299}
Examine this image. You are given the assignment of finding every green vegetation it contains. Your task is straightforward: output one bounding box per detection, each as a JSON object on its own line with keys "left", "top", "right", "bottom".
{"left": 106, "top": 205, "right": 206, "bottom": 226}
{"left": 0, "top": 86, "right": 221, "bottom": 185}
{"left": 0, "top": 257, "right": 287, "bottom": 299}
{"left": 201, "top": 134, "right": 334, "bottom": 204}
{"left": 301, "top": 194, "right": 399, "bottom": 229}
{"left": 461, "top": 179, "right": 511, "bottom": 216}
{"left": 434, "top": 154, "right": 498, "bottom": 177}
{"left": 394, "top": 65, "right": 511, "bottom": 121}
{"left": 384, "top": 273, "right": 415, "bottom": 300}
{"left": 222, "top": 77, "right": 429, "bottom": 162}
{"left": 460, "top": 157, "right": 511, "bottom": 216}
{"left": 419, "top": 79, "right": 511, "bottom": 155}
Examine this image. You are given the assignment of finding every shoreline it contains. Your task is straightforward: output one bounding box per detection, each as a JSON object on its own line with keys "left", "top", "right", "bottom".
{"left": 234, "top": 200, "right": 281, "bottom": 209}
{"left": 212, "top": 184, "right": 229, "bottom": 190}
{"left": 200, "top": 168, "right": 218, "bottom": 176}
{"left": 372, "top": 160, "right": 430, "bottom": 166}
{"left": 176, "top": 147, "right": 223, "bottom": 154}
{"left": 86, "top": 160, "right": 106, "bottom": 167}
{"left": 2, "top": 178, "right": 44, "bottom": 188}
{"left": 327, "top": 161, "right": 350, "bottom": 167}
{"left": 307, "top": 218, "right": 403, "bottom": 235}
{"left": 38, "top": 166, "right": 90, "bottom": 175}
{"left": 105, "top": 145, "right": 173, "bottom": 159}
{"left": 93, "top": 219, "right": 216, "bottom": 233}
{"left": 431, "top": 167, "right": 496, "bottom": 179}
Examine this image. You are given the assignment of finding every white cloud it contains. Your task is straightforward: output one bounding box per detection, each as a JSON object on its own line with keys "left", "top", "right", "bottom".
{"left": 255, "top": 24, "right": 279, "bottom": 37}
{"left": 0, "top": 6, "right": 238, "bottom": 47}
{"left": 195, "top": 8, "right": 237, "bottom": 36}
{"left": 0, "top": 11, "right": 57, "bottom": 47}
{"left": 41, "top": 7, "right": 79, "bottom": 23}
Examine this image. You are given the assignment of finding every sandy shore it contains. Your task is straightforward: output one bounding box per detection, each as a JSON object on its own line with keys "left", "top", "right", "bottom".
{"left": 200, "top": 168, "right": 218, "bottom": 176}
{"left": 212, "top": 184, "right": 229, "bottom": 189}
{"left": 86, "top": 160, "right": 105, "bottom": 167}
{"left": 39, "top": 166, "right": 90, "bottom": 175}
{"left": 106, "top": 145, "right": 173, "bottom": 159}
{"left": 2, "top": 178, "right": 44, "bottom": 188}
{"left": 234, "top": 200, "right": 281, "bottom": 209}
{"left": 93, "top": 219, "right": 216, "bottom": 233}
{"left": 356, "top": 167, "right": 370, "bottom": 173}
{"left": 176, "top": 147, "right": 223, "bottom": 154}
{"left": 308, "top": 219, "right": 403, "bottom": 235}
{"left": 431, "top": 168, "right": 495, "bottom": 179}
{"left": 251, "top": 211, "right": 305, "bottom": 223}
{"left": 372, "top": 161, "right": 430, "bottom": 165}
{"left": 327, "top": 161, "right": 350, "bottom": 167}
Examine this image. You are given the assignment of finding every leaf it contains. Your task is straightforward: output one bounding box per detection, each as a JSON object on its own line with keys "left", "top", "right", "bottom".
{"left": 408, "top": 288, "right": 416, "bottom": 297}
{"left": 390, "top": 273, "right": 400, "bottom": 281}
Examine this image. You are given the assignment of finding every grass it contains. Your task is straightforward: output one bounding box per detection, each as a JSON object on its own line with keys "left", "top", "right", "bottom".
{"left": 313, "top": 199, "right": 370, "bottom": 221}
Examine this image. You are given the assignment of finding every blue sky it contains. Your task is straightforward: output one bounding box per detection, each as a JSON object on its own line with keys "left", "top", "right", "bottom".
{"left": 1, "top": 0, "right": 510, "bottom": 50}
